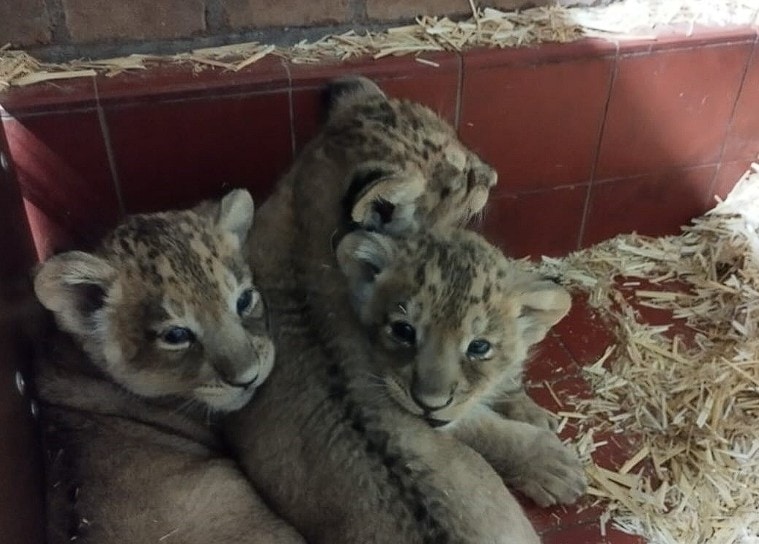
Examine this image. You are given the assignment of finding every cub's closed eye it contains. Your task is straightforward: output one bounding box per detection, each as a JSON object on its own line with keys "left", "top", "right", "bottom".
{"left": 390, "top": 321, "right": 416, "bottom": 345}
{"left": 161, "top": 327, "right": 195, "bottom": 346}
{"left": 236, "top": 289, "right": 257, "bottom": 315}
{"left": 467, "top": 339, "right": 491, "bottom": 358}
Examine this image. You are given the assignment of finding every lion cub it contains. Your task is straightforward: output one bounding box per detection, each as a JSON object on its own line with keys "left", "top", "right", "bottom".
{"left": 226, "top": 77, "right": 541, "bottom": 544}
{"left": 337, "top": 227, "right": 587, "bottom": 507}
{"left": 33, "top": 190, "right": 303, "bottom": 544}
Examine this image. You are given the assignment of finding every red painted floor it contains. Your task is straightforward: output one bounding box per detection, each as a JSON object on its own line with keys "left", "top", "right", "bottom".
{"left": 521, "top": 290, "right": 653, "bottom": 544}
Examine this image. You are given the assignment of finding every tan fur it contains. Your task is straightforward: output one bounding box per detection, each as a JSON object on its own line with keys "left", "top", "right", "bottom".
{"left": 33, "top": 190, "right": 303, "bottom": 544}
{"left": 337, "top": 228, "right": 586, "bottom": 507}
{"left": 225, "top": 77, "right": 540, "bottom": 543}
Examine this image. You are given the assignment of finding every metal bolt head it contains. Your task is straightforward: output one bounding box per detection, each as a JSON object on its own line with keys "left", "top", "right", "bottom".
{"left": 14, "top": 371, "right": 25, "bottom": 396}
{"left": 30, "top": 400, "right": 39, "bottom": 418}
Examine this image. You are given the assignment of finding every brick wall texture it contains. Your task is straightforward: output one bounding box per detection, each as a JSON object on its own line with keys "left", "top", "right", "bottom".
{"left": 62, "top": 0, "right": 206, "bottom": 43}
{"left": 0, "top": 0, "right": 52, "bottom": 46}
{"left": 1, "top": 0, "right": 570, "bottom": 49}
{"left": 220, "top": 0, "right": 352, "bottom": 29}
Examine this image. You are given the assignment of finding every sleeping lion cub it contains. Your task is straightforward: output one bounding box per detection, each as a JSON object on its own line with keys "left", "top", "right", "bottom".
{"left": 33, "top": 190, "right": 303, "bottom": 544}
{"left": 337, "top": 227, "right": 586, "bottom": 507}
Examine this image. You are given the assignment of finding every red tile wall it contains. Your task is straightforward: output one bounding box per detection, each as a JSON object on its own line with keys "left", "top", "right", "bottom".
{"left": 582, "top": 165, "right": 717, "bottom": 246}
{"left": 1, "top": 25, "right": 758, "bottom": 261}
{"left": 596, "top": 43, "right": 750, "bottom": 179}
{"left": 3, "top": 107, "right": 121, "bottom": 251}
{"left": 460, "top": 42, "right": 617, "bottom": 192}
{"left": 289, "top": 52, "right": 461, "bottom": 151}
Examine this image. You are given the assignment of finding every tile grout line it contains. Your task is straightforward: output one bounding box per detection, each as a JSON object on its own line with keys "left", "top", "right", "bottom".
{"left": 102, "top": 86, "right": 292, "bottom": 110}
{"left": 576, "top": 42, "right": 620, "bottom": 250}
{"left": 6, "top": 105, "right": 103, "bottom": 120}
{"left": 478, "top": 162, "right": 723, "bottom": 201}
{"left": 537, "top": 518, "right": 601, "bottom": 538}
{"left": 618, "top": 35, "right": 756, "bottom": 59}
{"left": 591, "top": 162, "right": 722, "bottom": 186}
{"left": 551, "top": 333, "right": 586, "bottom": 373}
{"left": 280, "top": 58, "right": 296, "bottom": 158}
{"left": 488, "top": 182, "right": 592, "bottom": 199}
{"left": 454, "top": 51, "right": 463, "bottom": 131}
{"left": 705, "top": 34, "right": 757, "bottom": 200}
{"left": 93, "top": 78, "right": 126, "bottom": 217}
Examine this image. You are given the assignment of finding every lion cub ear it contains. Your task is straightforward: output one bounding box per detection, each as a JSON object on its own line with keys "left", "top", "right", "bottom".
{"left": 345, "top": 162, "right": 426, "bottom": 236}
{"left": 516, "top": 280, "right": 572, "bottom": 345}
{"left": 336, "top": 231, "right": 396, "bottom": 307}
{"left": 327, "top": 76, "right": 386, "bottom": 119}
{"left": 34, "top": 251, "right": 117, "bottom": 337}
{"left": 217, "top": 189, "right": 255, "bottom": 248}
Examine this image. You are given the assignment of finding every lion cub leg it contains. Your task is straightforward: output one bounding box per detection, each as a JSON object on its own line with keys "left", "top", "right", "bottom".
{"left": 491, "top": 388, "right": 558, "bottom": 432}
{"left": 451, "top": 407, "right": 586, "bottom": 507}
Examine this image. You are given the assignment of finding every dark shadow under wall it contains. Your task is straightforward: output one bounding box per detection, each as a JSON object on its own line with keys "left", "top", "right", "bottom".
{"left": 0, "top": 131, "right": 45, "bottom": 544}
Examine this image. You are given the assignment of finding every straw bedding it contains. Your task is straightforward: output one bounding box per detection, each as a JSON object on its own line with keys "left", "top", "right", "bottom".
{"left": 538, "top": 162, "right": 759, "bottom": 543}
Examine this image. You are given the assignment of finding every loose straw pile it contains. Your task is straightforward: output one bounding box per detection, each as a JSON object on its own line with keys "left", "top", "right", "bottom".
{"left": 2, "top": 0, "right": 758, "bottom": 89}
{"left": 539, "top": 162, "right": 759, "bottom": 543}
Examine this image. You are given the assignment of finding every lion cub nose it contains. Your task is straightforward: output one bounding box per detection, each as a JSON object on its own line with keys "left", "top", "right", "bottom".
{"left": 213, "top": 359, "right": 259, "bottom": 389}
{"left": 410, "top": 378, "right": 454, "bottom": 412}
{"left": 219, "top": 373, "right": 258, "bottom": 389}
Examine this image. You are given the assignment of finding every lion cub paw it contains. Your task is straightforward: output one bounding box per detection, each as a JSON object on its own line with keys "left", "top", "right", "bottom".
{"left": 508, "top": 430, "right": 586, "bottom": 507}
{"left": 499, "top": 397, "right": 558, "bottom": 432}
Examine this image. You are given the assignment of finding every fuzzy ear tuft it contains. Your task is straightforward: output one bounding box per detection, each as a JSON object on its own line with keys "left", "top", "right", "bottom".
{"left": 516, "top": 280, "right": 572, "bottom": 345}
{"left": 34, "top": 251, "right": 117, "bottom": 337}
{"left": 327, "top": 76, "right": 387, "bottom": 118}
{"left": 336, "top": 231, "right": 397, "bottom": 307}
{"left": 217, "top": 189, "right": 255, "bottom": 247}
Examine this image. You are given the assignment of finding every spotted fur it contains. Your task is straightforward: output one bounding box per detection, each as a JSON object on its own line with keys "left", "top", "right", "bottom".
{"left": 36, "top": 190, "right": 273, "bottom": 412}
{"left": 33, "top": 190, "right": 303, "bottom": 544}
{"left": 331, "top": 97, "right": 496, "bottom": 234}
{"left": 337, "top": 228, "right": 587, "bottom": 507}
{"left": 225, "top": 77, "right": 541, "bottom": 544}
{"left": 290, "top": 76, "right": 498, "bottom": 249}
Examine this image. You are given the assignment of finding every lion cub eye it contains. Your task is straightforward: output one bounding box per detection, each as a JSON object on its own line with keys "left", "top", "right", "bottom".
{"left": 466, "top": 339, "right": 492, "bottom": 358}
{"left": 236, "top": 289, "right": 257, "bottom": 316}
{"left": 390, "top": 321, "right": 416, "bottom": 346}
{"left": 160, "top": 327, "right": 195, "bottom": 347}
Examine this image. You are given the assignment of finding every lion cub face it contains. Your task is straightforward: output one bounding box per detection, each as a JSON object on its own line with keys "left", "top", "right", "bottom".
{"left": 34, "top": 190, "right": 273, "bottom": 413}
{"left": 337, "top": 229, "right": 570, "bottom": 427}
